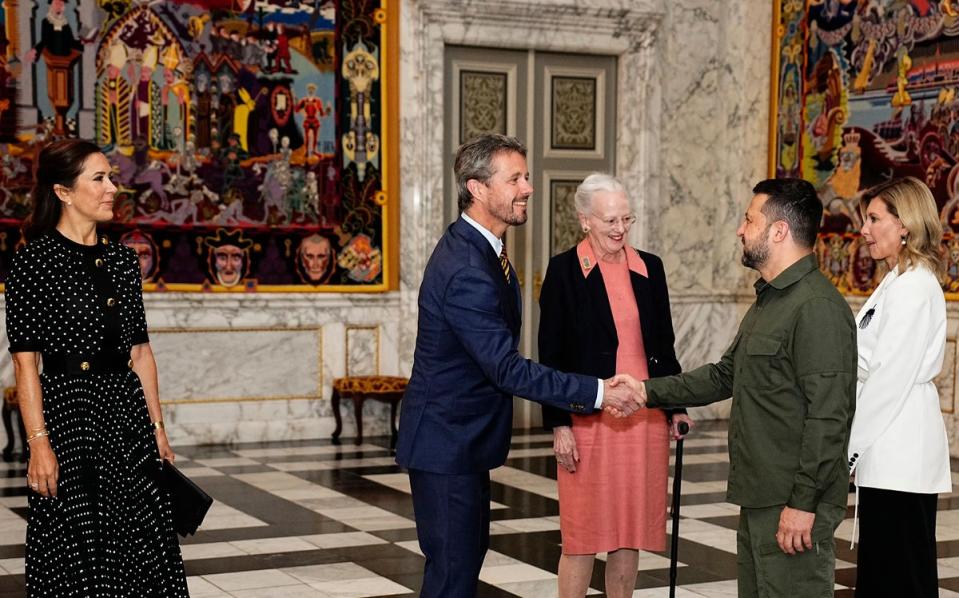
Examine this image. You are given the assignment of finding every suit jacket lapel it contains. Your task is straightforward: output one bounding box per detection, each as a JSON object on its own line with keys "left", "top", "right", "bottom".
{"left": 452, "top": 219, "right": 522, "bottom": 335}
{"left": 583, "top": 267, "right": 617, "bottom": 343}
{"left": 631, "top": 270, "right": 654, "bottom": 349}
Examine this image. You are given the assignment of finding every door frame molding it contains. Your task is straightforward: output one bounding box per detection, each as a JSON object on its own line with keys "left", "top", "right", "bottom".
{"left": 401, "top": 0, "right": 666, "bottom": 295}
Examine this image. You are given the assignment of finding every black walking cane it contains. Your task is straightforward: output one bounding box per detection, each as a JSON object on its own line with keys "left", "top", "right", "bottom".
{"left": 669, "top": 421, "right": 690, "bottom": 598}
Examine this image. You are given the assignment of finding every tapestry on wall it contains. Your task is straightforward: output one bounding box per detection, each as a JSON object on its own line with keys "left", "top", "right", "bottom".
{"left": 0, "top": 0, "right": 396, "bottom": 291}
{"left": 771, "top": 0, "right": 959, "bottom": 297}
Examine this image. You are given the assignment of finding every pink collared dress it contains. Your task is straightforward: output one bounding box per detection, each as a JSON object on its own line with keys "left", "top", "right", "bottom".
{"left": 557, "top": 251, "right": 670, "bottom": 555}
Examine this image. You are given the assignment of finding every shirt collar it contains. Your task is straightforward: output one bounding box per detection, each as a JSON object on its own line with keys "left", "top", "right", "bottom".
{"left": 576, "top": 238, "right": 648, "bottom": 278}
{"left": 461, "top": 212, "right": 503, "bottom": 255}
{"left": 754, "top": 253, "right": 818, "bottom": 294}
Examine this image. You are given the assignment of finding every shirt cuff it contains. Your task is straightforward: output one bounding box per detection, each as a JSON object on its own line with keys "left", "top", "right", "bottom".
{"left": 594, "top": 379, "right": 604, "bottom": 409}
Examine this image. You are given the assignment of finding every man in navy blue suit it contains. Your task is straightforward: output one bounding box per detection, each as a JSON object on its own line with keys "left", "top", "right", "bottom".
{"left": 396, "top": 134, "right": 645, "bottom": 597}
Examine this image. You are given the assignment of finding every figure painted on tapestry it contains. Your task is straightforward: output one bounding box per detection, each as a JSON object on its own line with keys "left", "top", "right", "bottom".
{"left": 295, "top": 233, "right": 336, "bottom": 285}
{"left": 203, "top": 229, "right": 252, "bottom": 288}
{"left": 120, "top": 229, "right": 159, "bottom": 282}
{"left": 342, "top": 42, "right": 380, "bottom": 181}
{"left": 96, "top": 43, "right": 132, "bottom": 149}
{"left": 296, "top": 83, "right": 330, "bottom": 159}
{"left": 26, "top": 0, "right": 87, "bottom": 134}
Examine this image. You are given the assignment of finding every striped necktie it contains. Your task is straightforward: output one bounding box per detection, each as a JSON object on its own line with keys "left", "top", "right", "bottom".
{"left": 499, "top": 245, "right": 511, "bottom": 285}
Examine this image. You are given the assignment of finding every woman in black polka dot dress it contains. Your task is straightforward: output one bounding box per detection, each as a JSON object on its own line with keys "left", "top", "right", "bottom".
{"left": 5, "top": 140, "right": 188, "bottom": 596}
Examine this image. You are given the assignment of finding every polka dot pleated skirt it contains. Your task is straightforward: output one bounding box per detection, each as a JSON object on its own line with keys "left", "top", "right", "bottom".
{"left": 5, "top": 231, "right": 188, "bottom": 596}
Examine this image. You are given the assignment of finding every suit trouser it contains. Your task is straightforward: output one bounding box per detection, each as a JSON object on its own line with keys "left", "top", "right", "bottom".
{"left": 737, "top": 502, "right": 845, "bottom": 598}
{"left": 854, "top": 487, "right": 938, "bottom": 598}
{"left": 408, "top": 469, "right": 490, "bottom": 598}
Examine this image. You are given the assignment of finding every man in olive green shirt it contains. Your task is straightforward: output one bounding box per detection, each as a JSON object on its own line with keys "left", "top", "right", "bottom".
{"left": 620, "top": 179, "right": 856, "bottom": 597}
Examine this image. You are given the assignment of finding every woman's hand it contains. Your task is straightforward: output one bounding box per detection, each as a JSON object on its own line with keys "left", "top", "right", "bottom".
{"left": 26, "top": 438, "right": 59, "bottom": 498}
{"left": 553, "top": 426, "right": 579, "bottom": 473}
{"left": 669, "top": 413, "right": 694, "bottom": 441}
{"left": 156, "top": 429, "right": 176, "bottom": 463}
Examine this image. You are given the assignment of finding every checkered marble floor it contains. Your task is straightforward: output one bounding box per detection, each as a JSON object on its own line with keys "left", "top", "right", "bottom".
{"left": 3, "top": 420, "right": 959, "bottom": 597}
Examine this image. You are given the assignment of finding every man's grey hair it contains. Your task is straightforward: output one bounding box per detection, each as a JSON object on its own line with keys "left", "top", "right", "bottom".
{"left": 574, "top": 173, "right": 627, "bottom": 215}
{"left": 454, "top": 134, "right": 527, "bottom": 212}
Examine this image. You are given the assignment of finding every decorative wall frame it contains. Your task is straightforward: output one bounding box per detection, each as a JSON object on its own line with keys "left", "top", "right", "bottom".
{"left": 769, "top": 0, "right": 959, "bottom": 298}
{"left": 0, "top": 0, "right": 399, "bottom": 292}
{"left": 542, "top": 65, "right": 605, "bottom": 160}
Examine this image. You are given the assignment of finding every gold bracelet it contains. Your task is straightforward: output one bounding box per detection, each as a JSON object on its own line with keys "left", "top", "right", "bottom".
{"left": 27, "top": 430, "right": 49, "bottom": 443}
{"left": 152, "top": 420, "right": 165, "bottom": 431}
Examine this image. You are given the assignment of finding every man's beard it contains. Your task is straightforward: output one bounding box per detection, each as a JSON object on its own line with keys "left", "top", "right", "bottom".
{"left": 491, "top": 197, "right": 528, "bottom": 226}
{"left": 741, "top": 229, "right": 770, "bottom": 270}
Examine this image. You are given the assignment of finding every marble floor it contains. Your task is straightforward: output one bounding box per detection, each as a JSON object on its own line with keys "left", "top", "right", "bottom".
{"left": 3, "top": 420, "right": 959, "bottom": 597}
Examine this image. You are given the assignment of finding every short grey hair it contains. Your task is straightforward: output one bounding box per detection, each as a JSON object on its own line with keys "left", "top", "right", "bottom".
{"left": 454, "top": 134, "right": 527, "bottom": 211}
{"left": 574, "top": 173, "right": 627, "bottom": 215}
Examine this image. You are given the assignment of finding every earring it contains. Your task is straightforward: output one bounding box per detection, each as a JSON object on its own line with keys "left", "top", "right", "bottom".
{"left": 583, "top": 227, "right": 590, "bottom": 233}
{"left": 901, "top": 237, "right": 907, "bottom": 246}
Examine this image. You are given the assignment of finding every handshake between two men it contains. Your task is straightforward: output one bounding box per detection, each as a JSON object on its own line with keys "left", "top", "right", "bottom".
{"left": 601, "top": 374, "right": 648, "bottom": 417}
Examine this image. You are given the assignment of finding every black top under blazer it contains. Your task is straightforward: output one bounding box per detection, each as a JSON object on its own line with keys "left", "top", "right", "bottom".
{"left": 538, "top": 245, "right": 684, "bottom": 430}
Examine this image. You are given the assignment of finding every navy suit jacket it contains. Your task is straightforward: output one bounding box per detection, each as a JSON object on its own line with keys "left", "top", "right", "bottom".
{"left": 396, "top": 217, "right": 599, "bottom": 474}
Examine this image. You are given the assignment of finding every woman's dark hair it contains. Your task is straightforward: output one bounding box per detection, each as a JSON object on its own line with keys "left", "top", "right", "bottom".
{"left": 23, "top": 139, "right": 103, "bottom": 241}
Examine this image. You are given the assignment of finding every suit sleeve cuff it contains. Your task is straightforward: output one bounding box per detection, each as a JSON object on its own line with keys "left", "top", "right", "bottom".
{"left": 594, "top": 379, "right": 604, "bottom": 409}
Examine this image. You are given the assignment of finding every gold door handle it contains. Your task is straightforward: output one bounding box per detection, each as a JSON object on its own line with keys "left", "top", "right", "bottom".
{"left": 534, "top": 271, "right": 543, "bottom": 301}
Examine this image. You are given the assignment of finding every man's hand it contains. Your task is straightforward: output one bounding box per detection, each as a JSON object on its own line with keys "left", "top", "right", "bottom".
{"left": 602, "top": 374, "right": 645, "bottom": 417}
{"left": 552, "top": 426, "right": 579, "bottom": 473}
{"left": 777, "top": 506, "right": 815, "bottom": 555}
{"left": 669, "top": 413, "right": 694, "bottom": 440}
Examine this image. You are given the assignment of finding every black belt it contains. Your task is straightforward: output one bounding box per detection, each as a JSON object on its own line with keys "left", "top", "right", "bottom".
{"left": 42, "top": 353, "right": 134, "bottom": 375}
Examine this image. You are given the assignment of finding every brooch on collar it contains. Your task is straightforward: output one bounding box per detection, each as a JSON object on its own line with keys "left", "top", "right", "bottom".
{"left": 581, "top": 256, "right": 591, "bottom": 271}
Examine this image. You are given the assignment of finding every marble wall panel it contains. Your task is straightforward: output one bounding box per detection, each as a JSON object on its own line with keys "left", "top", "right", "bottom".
{"left": 345, "top": 326, "right": 380, "bottom": 377}
{"left": 151, "top": 328, "right": 322, "bottom": 402}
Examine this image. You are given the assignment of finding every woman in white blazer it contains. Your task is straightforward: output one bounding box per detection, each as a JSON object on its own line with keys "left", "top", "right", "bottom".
{"left": 848, "top": 176, "right": 950, "bottom": 597}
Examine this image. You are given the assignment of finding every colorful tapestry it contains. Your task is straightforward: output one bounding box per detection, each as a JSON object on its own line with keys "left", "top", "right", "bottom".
{"left": 771, "top": 0, "right": 959, "bottom": 297}
{"left": 0, "top": 0, "right": 396, "bottom": 291}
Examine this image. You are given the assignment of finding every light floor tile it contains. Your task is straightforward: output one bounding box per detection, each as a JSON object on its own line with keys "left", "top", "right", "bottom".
{"left": 308, "top": 576, "right": 410, "bottom": 597}
{"left": 230, "top": 536, "right": 318, "bottom": 555}
{"left": 200, "top": 502, "right": 268, "bottom": 531}
{"left": 230, "top": 585, "right": 328, "bottom": 598}
{"left": 234, "top": 445, "right": 384, "bottom": 459}
{"left": 479, "top": 563, "right": 555, "bottom": 584}
{"left": 204, "top": 569, "right": 302, "bottom": 591}
{"left": 682, "top": 579, "right": 739, "bottom": 597}
{"left": 283, "top": 562, "right": 380, "bottom": 584}
{"left": 0, "top": 496, "right": 28, "bottom": 508}
{"left": 181, "top": 541, "right": 247, "bottom": 561}
{"left": 299, "top": 531, "right": 388, "bottom": 549}
{"left": 0, "top": 557, "right": 24, "bottom": 575}
{"left": 193, "top": 457, "right": 261, "bottom": 467}
{"left": 175, "top": 466, "right": 224, "bottom": 477}
{"left": 495, "top": 517, "right": 561, "bottom": 533}
{"left": 632, "top": 586, "right": 706, "bottom": 597}
{"left": 481, "top": 550, "right": 521, "bottom": 568}
{"left": 186, "top": 576, "right": 228, "bottom": 597}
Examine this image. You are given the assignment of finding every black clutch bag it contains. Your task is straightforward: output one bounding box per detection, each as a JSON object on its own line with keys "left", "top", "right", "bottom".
{"left": 159, "top": 460, "right": 213, "bottom": 537}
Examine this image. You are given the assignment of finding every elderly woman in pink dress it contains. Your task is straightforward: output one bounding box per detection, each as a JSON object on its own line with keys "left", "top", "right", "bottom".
{"left": 539, "top": 173, "right": 693, "bottom": 597}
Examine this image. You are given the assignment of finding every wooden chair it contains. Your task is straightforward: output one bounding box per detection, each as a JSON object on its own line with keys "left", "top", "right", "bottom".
{"left": 330, "top": 376, "right": 407, "bottom": 450}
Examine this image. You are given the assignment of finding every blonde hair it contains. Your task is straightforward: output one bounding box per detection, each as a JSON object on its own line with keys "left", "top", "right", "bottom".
{"left": 860, "top": 176, "right": 944, "bottom": 276}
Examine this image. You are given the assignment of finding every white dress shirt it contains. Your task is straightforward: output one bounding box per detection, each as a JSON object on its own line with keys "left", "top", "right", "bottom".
{"left": 848, "top": 265, "right": 951, "bottom": 493}
{"left": 460, "top": 213, "right": 604, "bottom": 409}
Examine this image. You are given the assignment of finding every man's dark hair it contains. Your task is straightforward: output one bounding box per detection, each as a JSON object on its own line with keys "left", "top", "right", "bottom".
{"left": 751, "top": 178, "right": 822, "bottom": 248}
{"left": 454, "top": 134, "right": 527, "bottom": 212}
